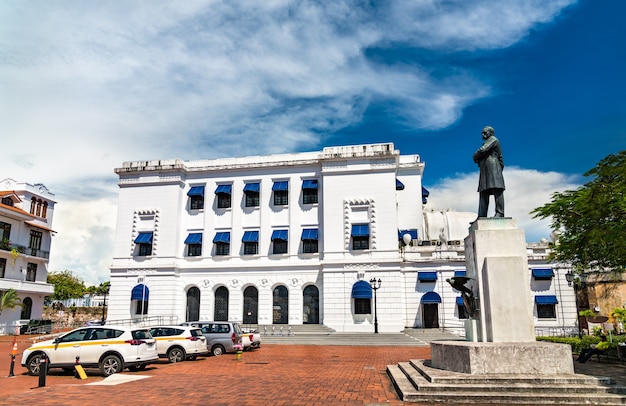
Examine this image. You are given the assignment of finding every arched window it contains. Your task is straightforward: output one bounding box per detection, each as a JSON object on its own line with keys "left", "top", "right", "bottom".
{"left": 273, "top": 285, "right": 289, "bottom": 324}
{"left": 243, "top": 286, "right": 258, "bottom": 324}
{"left": 30, "top": 197, "right": 36, "bottom": 214}
{"left": 42, "top": 201, "right": 48, "bottom": 218}
{"left": 214, "top": 286, "right": 229, "bottom": 321}
{"left": 35, "top": 199, "right": 42, "bottom": 217}
{"left": 21, "top": 297, "right": 33, "bottom": 319}
{"left": 131, "top": 284, "right": 149, "bottom": 315}
{"left": 186, "top": 287, "right": 200, "bottom": 322}
{"left": 303, "top": 285, "right": 319, "bottom": 324}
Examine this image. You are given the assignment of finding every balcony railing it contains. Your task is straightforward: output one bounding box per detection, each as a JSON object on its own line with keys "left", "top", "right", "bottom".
{"left": 0, "top": 242, "right": 49, "bottom": 259}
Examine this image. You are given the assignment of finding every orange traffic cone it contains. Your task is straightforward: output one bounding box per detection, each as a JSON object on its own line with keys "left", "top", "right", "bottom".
{"left": 11, "top": 337, "right": 18, "bottom": 356}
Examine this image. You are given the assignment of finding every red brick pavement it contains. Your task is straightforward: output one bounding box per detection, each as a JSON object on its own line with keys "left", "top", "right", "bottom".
{"left": 0, "top": 334, "right": 432, "bottom": 405}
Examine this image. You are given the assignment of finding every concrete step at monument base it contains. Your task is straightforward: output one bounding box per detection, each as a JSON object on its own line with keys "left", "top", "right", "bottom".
{"left": 387, "top": 360, "right": 626, "bottom": 405}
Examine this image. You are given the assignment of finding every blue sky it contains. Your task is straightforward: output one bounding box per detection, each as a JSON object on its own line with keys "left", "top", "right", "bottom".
{"left": 1, "top": 0, "right": 624, "bottom": 285}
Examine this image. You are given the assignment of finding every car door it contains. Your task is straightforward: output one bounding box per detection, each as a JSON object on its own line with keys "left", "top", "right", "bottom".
{"left": 76, "top": 327, "right": 109, "bottom": 364}
{"left": 48, "top": 328, "right": 88, "bottom": 365}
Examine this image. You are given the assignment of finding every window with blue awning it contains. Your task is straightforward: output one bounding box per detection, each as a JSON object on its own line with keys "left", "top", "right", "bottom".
{"left": 243, "top": 183, "right": 260, "bottom": 192}
{"left": 532, "top": 268, "right": 554, "bottom": 280}
{"left": 398, "top": 229, "right": 418, "bottom": 240}
{"left": 456, "top": 297, "right": 464, "bottom": 305}
{"left": 242, "top": 231, "right": 259, "bottom": 242}
{"left": 131, "top": 284, "right": 149, "bottom": 300}
{"left": 535, "top": 295, "right": 558, "bottom": 304}
{"left": 418, "top": 272, "right": 437, "bottom": 282}
{"left": 454, "top": 270, "right": 467, "bottom": 277}
{"left": 301, "top": 229, "right": 318, "bottom": 240}
{"left": 351, "top": 224, "right": 369, "bottom": 237}
{"left": 271, "top": 229, "right": 288, "bottom": 241}
{"left": 351, "top": 280, "right": 372, "bottom": 299}
{"left": 215, "top": 185, "right": 232, "bottom": 195}
{"left": 184, "top": 233, "right": 202, "bottom": 244}
{"left": 213, "top": 232, "right": 230, "bottom": 244}
{"left": 187, "top": 186, "right": 205, "bottom": 197}
{"left": 302, "top": 179, "right": 318, "bottom": 189}
{"left": 272, "top": 181, "right": 288, "bottom": 191}
{"left": 421, "top": 291, "right": 441, "bottom": 303}
{"left": 134, "top": 232, "right": 153, "bottom": 244}
{"left": 422, "top": 186, "right": 430, "bottom": 204}
{"left": 396, "top": 179, "right": 405, "bottom": 190}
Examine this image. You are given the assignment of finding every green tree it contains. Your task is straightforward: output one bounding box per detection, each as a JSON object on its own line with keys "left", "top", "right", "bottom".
{"left": 47, "top": 270, "right": 86, "bottom": 301}
{"left": 531, "top": 151, "right": 626, "bottom": 272}
{"left": 0, "top": 288, "right": 23, "bottom": 316}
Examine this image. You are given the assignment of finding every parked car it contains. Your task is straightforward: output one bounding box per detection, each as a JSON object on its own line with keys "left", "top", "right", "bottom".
{"left": 20, "top": 319, "right": 52, "bottom": 335}
{"left": 21, "top": 326, "right": 158, "bottom": 377}
{"left": 148, "top": 326, "right": 209, "bottom": 362}
{"left": 241, "top": 328, "right": 261, "bottom": 350}
{"left": 180, "top": 321, "right": 243, "bottom": 356}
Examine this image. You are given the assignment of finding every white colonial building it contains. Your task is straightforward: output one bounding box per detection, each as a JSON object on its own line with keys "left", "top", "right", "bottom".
{"left": 0, "top": 178, "right": 56, "bottom": 333}
{"left": 108, "top": 143, "right": 577, "bottom": 334}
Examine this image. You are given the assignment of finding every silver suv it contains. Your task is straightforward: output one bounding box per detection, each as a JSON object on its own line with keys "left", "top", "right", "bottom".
{"left": 180, "top": 321, "right": 243, "bottom": 356}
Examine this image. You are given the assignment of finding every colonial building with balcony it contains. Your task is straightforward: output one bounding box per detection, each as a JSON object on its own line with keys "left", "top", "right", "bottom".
{"left": 0, "top": 178, "right": 56, "bottom": 333}
{"left": 108, "top": 143, "right": 577, "bottom": 334}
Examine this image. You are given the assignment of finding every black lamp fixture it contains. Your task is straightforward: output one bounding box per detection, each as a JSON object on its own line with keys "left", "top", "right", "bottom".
{"left": 100, "top": 283, "right": 110, "bottom": 325}
{"left": 369, "top": 278, "right": 381, "bottom": 334}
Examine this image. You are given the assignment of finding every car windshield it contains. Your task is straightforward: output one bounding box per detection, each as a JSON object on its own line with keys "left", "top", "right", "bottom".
{"left": 59, "top": 329, "right": 89, "bottom": 342}
{"left": 190, "top": 329, "right": 203, "bottom": 337}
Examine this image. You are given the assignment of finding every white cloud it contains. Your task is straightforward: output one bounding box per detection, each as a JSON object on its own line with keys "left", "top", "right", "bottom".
{"left": 426, "top": 167, "right": 581, "bottom": 242}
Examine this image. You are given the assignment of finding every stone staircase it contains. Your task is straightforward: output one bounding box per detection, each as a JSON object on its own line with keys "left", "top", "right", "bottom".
{"left": 387, "top": 358, "right": 626, "bottom": 405}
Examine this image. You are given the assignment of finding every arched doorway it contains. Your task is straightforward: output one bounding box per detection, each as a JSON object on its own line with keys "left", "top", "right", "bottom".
{"left": 214, "top": 286, "right": 229, "bottom": 321}
{"left": 243, "top": 286, "right": 258, "bottom": 324}
{"left": 21, "top": 297, "right": 33, "bottom": 319}
{"left": 421, "top": 291, "right": 441, "bottom": 328}
{"left": 303, "top": 285, "right": 319, "bottom": 324}
{"left": 273, "top": 285, "right": 288, "bottom": 324}
{"left": 186, "top": 287, "right": 200, "bottom": 322}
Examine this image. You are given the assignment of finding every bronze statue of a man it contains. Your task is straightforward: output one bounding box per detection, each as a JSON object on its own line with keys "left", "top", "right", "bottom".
{"left": 473, "top": 126, "right": 505, "bottom": 217}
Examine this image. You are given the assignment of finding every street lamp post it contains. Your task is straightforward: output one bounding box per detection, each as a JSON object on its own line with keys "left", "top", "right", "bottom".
{"left": 369, "top": 278, "right": 381, "bottom": 334}
{"left": 565, "top": 270, "right": 587, "bottom": 337}
{"left": 100, "top": 284, "right": 110, "bottom": 325}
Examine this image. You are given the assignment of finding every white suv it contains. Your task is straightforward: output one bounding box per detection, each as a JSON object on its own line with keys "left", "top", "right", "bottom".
{"left": 21, "top": 326, "right": 158, "bottom": 377}
{"left": 149, "top": 326, "right": 209, "bottom": 362}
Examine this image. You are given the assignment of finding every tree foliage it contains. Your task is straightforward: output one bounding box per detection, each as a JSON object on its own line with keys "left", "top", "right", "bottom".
{"left": 47, "top": 270, "right": 86, "bottom": 301}
{"left": 0, "top": 288, "right": 22, "bottom": 315}
{"left": 531, "top": 151, "right": 626, "bottom": 272}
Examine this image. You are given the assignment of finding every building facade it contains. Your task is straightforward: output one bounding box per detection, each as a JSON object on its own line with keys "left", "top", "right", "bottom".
{"left": 108, "top": 143, "right": 577, "bottom": 334}
{"left": 0, "top": 178, "right": 56, "bottom": 333}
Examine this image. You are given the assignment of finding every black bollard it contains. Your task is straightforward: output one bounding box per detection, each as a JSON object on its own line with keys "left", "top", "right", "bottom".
{"left": 38, "top": 355, "right": 47, "bottom": 387}
{"left": 8, "top": 354, "right": 15, "bottom": 377}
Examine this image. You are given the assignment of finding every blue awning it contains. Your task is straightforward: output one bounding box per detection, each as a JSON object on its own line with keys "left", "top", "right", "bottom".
{"left": 184, "top": 233, "right": 202, "bottom": 244}
{"left": 187, "top": 186, "right": 205, "bottom": 197}
{"left": 454, "top": 270, "right": 467, "bottom": 277}
{"left": 351, "top": 280, "right": 372, "bottom": 299}
{"left": 215, "top": 185, "right": 232, "bottom": 195}
{"left": 213, "top": 232, "right": 230, "bottom": 244}
{"left": 134, "top": 232, "right": 153, "bottom": 244}
{"left": 301, "top": 228, "right": 318, "bottom": 240}
{"left": 418, "top": 272, "right": 437, "bottom": 282}
{"left": 535, "top": 295, "right": 558, "bottom": 305}
{"left": 422, "top": 186, "right": 430, "bottom": 204}
{"left": 302, "top": 179, "right": 318, "bottom": 189}
{"left": 272, "top": 181, "right": 289, "bottom": 191}
{"left": 271, "top": 229, "right": 288, "bottom": 241}
{"left": 532, "top": 268, "right": 554, "bottom": 279}
{"left": 421, "top": 291, "right": 442, "bottom": 304}
{"left": 131, "top": 284, "right": 149, "bottom": 301}
{"left": 242, "top": 231, "right": 259, "bottom": 242}
{"left": 456, "top": 296, "right": 464, "bottom": 306}
{"left": 396, "top": 179, "right": 405, "bottom": 190}
{"left": 351, "top": 224, "right": 369, "bottom": 237}
{"left": 398, "top": 229, "right": 418, "bottom": 240}
{"left": 243, "top": 183, "right": 260, "bottom": 193}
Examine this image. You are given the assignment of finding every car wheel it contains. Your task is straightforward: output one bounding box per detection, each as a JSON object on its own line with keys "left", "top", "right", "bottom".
{"left": 211, "top": 345, "right": 225, "bottom": 356}
{"left": 26, "top": 353, "right": 48, "bottom": 376}
{"left": 99, "top": 354, "right": 123, "bottom": 377}
{"left": 167, "top": 347, "right": 185, "bottom": 363}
